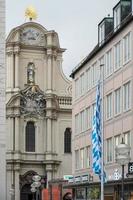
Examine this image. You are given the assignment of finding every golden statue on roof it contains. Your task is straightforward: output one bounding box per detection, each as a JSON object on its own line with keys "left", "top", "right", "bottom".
{"left": 25, "top": 6, "right": 37, "bottom": 21}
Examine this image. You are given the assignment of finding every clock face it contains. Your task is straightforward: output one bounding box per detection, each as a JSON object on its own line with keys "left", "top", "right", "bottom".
{"left": 20, "top": 27, "right": 45, "bottom": 46}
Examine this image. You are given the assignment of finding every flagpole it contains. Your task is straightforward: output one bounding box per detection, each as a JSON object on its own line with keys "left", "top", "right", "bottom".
{"left": 100, "top": 64, "right": 104, "bottom": 200}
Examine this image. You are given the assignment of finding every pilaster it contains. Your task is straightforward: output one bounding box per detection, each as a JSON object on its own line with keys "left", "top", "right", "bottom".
{"left": 47, "top": 51, "right": 53, "bottom": 92}
{"left": 46, "top": 117, "right": 52, "bottom": 152}
{"left": 15, "top": 169, "right": 20, "bottom": 200}
{"left": 46, "top": 164, "right": 53, "bottom": 188}
{"left": 15, "top": 117, "right": 20, "bottom": 152}
{"left": 14, "top": 48, "right": 20, "bottom": 90}
{"left": 6, "top": 50, "right": 14, "bottom": 90}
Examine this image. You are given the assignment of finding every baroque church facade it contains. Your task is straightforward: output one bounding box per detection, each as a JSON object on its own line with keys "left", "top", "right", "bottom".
{"left": 6, "top": 21, "right": 72, "bottom": 200}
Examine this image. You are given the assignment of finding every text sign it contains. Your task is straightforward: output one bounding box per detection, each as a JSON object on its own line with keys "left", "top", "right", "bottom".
{"left": 128, "top": 162, "right": 133, "bottom": 174}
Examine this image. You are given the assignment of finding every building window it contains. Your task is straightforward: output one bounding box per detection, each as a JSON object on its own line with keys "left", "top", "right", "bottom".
{"left": 64, "top": 128, "right": 71, "bottom": 153}
{"left": 114, "top": 5, "right": 121, "bottom": 31}
{"left": 86, "top": 146, "right": 90, "bottom": 168}
{"left": 114, "top": 41, "right": 121, "bottom": 70}
{"left": 123, "top": 32, "right": 131, "bottom": 64}
{"left": 99, "top": 21, "right": 105, "bottom": 45}
{"left": 124, "top": 131, "right": 131, "bottom": 156}
{"left": 86, "top": 107, "right": 91, "bottom": 129}
{"left": 25, "top": 121, "right": 35, "bottom": 152}
{"left": 106, "top": 49, "right": 113, "bottom": 77}
{"left": 115, "top": 135, "right": 121, "bottom": 146}
{"left": 114, "top": 135, "right": 121, "bottom": 159}
{"left": 91, "top": 103, "right": 96, "bottom": 126}
{"left": 92, "top": 62, "right": 97, "bottom": 86}
{"left": 92, "top": 103, "right": 96, "bottom": 116}
{"left": 80, "top": 110, "right": 86, "bottom": 132}
{"left": 75, "top": 150, "right": 79, "bottom": 169}
{"left": 115, "top": 88, "right": 121, "bottom": 115}
{"left": 106, "top": 137, "right": 113, "bottom": 163}
{"left": 124, "top": 131, "right": 130, "bottom": 146}
{"left": 76, "top": 188, "right": 86, "bottom": 200}
{"left": 27, "top": 62, "right": 35, "bottom": 84}
{"left": 75, "top": 114, "right": 79, "bottom": 134}
{"left": 86, "top": 68, "right": 91, "bottom": 91}
{"left": 123, "top": 81, "right": 131, "bottom": 111}
{"left": 80, "top": 73, "right": 85, "bottom": 95}
{"left": 75, "top": 78, "right": 79, "bottom": 98}
{"left": 99, "top": 56, "right": 104, "bottom": 77}
{"left": 106, "top": 93, "right": 113, "bottom": 119}
{"left": 80, "top": 148, "right": 84, "bottom": 169}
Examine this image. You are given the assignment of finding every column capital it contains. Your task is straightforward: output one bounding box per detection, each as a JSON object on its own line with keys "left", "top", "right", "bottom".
{"left": 6, "top": 51, "right": 14, "bottom": 56}
{"left": 46, "top": 164, "right": 53, "bottom": 172}
{"left": 14, "top": 46, "right": 20, "bottom": 52}
{"left": 14, "top": 51, "right": 20, "bottom": 56}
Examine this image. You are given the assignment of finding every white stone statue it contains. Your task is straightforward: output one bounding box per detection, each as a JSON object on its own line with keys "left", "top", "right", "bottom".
{"left": 27, "top": 62, "right": 35, "bottom": 84}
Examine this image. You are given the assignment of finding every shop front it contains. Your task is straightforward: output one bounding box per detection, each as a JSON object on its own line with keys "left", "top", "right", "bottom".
{"left": 63, "top": 177, "right": 133, "bottom": 200}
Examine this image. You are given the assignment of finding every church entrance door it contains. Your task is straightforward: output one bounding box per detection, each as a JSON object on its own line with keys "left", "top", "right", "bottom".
{"left": 20, "top": 184, "right": 33, "bottom": 200}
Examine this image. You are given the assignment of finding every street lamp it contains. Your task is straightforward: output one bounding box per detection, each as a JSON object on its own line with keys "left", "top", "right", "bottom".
{"left": 115, "top": 138, "right": 130, "bottom": 200}
{"left": 31, "top": 175, "right": 42, "bottom": 200}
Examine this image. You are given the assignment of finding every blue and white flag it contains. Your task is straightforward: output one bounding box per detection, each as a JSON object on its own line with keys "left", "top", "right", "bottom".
{"left": 92, "top": 81, "right": 102, "bottom": 176}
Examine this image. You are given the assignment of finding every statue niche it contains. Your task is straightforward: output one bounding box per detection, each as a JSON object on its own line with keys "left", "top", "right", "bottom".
{"left": 27, "top": 62, "right": 35, "bottom": 85}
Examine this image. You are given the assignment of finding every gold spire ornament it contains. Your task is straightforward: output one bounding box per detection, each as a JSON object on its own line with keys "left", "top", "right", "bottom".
{"left": 25, "top": 6, "right": 37, "bottom": 21}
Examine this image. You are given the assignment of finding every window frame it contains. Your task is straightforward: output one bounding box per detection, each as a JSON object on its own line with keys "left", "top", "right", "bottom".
{"left": 114, "top": 41, "right": 122, "bottom": 71}
{"left": 106, "top": 92, "right": 113, "bottom": 120}
{"left": 75, "top": 150, "right": 79, "bottom": 170}
{"left": 25, "top": 121, "right": 36, "bottom": 153}
{"left": 114, "top": 4, "right": 121, "bottom": 31}
{"left": 105, "top": 49, "right": 113, "bottom": 77}
{"left": 123, "top": 81, "right": 131, "bottom": 112}
{"left": 64, "top": 128, "right": 71, "bottom": 153}
{"left": 114, "top": 87, "right": 121, "bottom": 116}
{"left": 99, "top": 21, "right": 105, "bottom": 45}
{"left": 123, "top": 32, "right": 131, "bottom": 65}
{"left": 106, "top": 137, "right": 113, "bottom": 163}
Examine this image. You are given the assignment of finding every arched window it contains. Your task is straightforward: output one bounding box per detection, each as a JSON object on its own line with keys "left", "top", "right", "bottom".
{"left": 64, "top": 128, "right": 71, "bottom": 153}
{"left": 27, "top": 62, "right": 35, "bottom": 84}
{"left": 25, "top": 121, "right": 35, "bottom": 152}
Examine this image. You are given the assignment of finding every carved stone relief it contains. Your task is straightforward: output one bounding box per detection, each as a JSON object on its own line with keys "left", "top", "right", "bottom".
{"left": 20, "top": 27, "right": 45, "bottom": 46}
{"left": 20, "top": 85, "right": 46, "bottom": 118}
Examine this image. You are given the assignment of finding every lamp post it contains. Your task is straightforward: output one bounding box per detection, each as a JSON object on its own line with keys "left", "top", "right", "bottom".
{"left": 115, "top": 138, "right": 130, "bottom": 200}
{"left": 31, "top": 175, "right": 41, "bottom": 200}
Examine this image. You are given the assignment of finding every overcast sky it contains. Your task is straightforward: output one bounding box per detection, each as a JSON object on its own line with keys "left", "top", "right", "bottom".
{"left": 6, "top": 0, "right": 118, "bottom": 78}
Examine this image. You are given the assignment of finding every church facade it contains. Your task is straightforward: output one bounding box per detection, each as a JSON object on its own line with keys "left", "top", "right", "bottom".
{"left": 6, "top": 22, "right": 72, "bottom": 200}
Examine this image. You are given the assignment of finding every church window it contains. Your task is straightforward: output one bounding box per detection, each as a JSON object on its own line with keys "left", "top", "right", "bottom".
{"left": 64, "top": 128, "right": 71, "bottom": 153}
{"left": 25, "top": 121, "right": 35, "bottom": 152}
{"left": 27, "top": 62, "right": 35, "bottom": 84}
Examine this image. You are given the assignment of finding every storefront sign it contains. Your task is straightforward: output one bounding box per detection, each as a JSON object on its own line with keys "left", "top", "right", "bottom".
{"left": 75, "top": 176, "right": 81, "bottom": 182}
{"left": 68, "top": 176, "right": 74, "bottom": 183}
{"left": 81, "top": 175, "right": 88, "bottom": 182}
{"left": 68, "top": 174, "right": 92, "bottom": 184}
{"left": 63, "top": 175, "right": 73, "bottom": 181}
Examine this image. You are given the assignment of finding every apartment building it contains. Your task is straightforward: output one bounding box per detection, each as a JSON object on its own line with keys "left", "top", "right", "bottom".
{"left": 66, "top": 0, "right": 133, "bottom": 199}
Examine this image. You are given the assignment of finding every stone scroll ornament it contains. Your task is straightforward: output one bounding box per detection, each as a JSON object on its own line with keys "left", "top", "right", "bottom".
{"left": 20, "top": 85, "right": 46, "bottom": 118}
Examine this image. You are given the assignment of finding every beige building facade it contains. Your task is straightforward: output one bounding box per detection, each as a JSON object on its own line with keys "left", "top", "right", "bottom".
{"left": 6, "top": 21, "right": 72, "bottom": 200}
{"left": 69, "top": 0, "right": 133, "bottom": 199}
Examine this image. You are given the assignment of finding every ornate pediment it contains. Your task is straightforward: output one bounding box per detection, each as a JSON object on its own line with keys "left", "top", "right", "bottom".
{"left": 20, "top": 27, "right": 46, "bottom": 46}
{"left": 20, "top": 85, "right": 46, "bottom": 118}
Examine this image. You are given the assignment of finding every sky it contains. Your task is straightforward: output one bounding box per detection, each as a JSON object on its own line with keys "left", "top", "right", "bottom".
{"left": 6, "top": 0, "right": 118, "bottom": 78}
